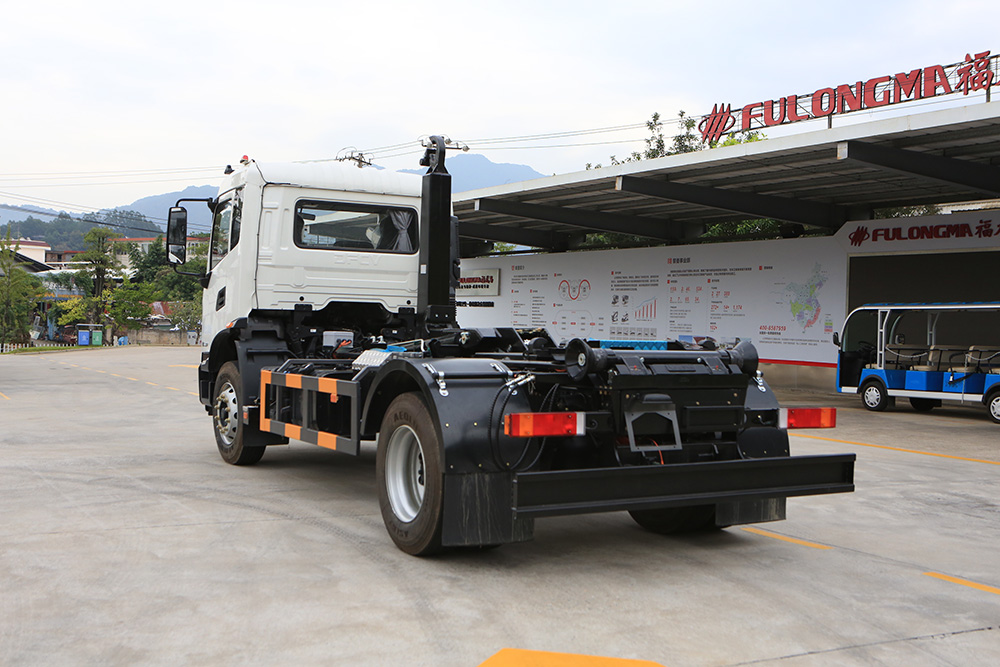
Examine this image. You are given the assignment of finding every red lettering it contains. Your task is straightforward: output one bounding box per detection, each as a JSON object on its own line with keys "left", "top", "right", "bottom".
{"left": 935, "top": 225, "right": 948, "bottom": 238}
{"left": 741, "top": 102, "right": 763, "bottom": 130}
{"left": 894, "top": 69, "right": 922, "bottom": 101}
{"left": 864, "top": 76, "right": 891, "bottom": 107}
{"left": 837, "top": 82, "right": 864, "bottom": 112}
{"left": 873, "top": 228, "right": 887, "bottom": 241}
{"left": 764, "top": 98, "right": 786, "bottom": 126}
{"left": 888, "top": 228, "right": 903, "bottom": 241}
{"left": 908, "top": 226, "right": 924, "bottom": 240}
{"left": 786, "top": 94, "right": 809, "bottom": 121}
{"left": 923, "top": 65, "right": 953, "bottom": 97}
{"left": 812, "top": 88, "right": 836, "bottom": 116}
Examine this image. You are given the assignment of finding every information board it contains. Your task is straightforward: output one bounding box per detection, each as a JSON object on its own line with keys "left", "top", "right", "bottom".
{"left": 457, "top": 236, "right": 846, "bottom": 365}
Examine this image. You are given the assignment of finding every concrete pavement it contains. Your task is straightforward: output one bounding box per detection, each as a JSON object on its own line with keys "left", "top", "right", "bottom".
{"left": 1, "top": 346, "right": 997, "bottom": 666}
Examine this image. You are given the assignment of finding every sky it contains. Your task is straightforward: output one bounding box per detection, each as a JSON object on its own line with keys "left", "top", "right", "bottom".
{"left": 2, "top": 0, "right": 999, "bottom": 213}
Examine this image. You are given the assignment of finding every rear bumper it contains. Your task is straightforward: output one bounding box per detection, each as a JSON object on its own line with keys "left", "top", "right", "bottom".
{"left": 512, "top": 454, "right": 855, "bottom": 518}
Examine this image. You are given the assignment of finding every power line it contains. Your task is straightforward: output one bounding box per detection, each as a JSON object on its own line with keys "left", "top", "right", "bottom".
{"left": 0, "top": 166, "right": 224, "bottom": 179}
{"left": 0, "top": 175, "right": 224, "bottom": 189}
{"left": 0, "top": 192, "right": 213, "bottom": 235}
{"left": 0, "top": 189, "right": 212, "bottom": 228}
{"left": 0, "top": 203, "right": 190, "bottom": 237}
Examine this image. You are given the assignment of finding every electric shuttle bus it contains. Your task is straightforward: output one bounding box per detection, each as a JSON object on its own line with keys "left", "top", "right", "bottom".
{"left": 833, "top": 303, "right": 1000, "bottom": 424}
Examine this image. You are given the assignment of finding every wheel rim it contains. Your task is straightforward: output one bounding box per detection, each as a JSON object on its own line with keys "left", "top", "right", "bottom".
{"left": 863, "top": 385, "right": 882, "bottom": 408}
{"left": 214, "top": 381, "right": 239, "bottom": 446}
{"left": 990, "top": 396, "right": 1000, "bottom": 421}
{"left": 385, "top": 425, "right": 425, "bottom": 523}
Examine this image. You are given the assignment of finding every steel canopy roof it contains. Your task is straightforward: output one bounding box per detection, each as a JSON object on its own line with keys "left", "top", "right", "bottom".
{"left": 452, "top": 102, "right": 1000, "bottom": 251}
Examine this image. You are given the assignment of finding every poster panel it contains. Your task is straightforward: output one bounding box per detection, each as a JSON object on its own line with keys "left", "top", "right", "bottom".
{"left": 458, "top": 236, "right": 846, "bottom": 365}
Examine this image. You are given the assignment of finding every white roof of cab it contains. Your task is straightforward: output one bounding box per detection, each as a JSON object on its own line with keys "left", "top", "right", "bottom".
{"left": 220, "top": 161, "right": 422, "bottom": 198}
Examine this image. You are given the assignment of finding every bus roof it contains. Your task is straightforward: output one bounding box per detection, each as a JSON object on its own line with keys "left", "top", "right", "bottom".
{"left": 853, "top": 302, "right": 1000, "bottom": 311}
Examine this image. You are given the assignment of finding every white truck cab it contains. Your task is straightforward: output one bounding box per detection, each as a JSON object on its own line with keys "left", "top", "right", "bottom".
{"left": 191, "top": 161, "right": 423, "bottom": 349}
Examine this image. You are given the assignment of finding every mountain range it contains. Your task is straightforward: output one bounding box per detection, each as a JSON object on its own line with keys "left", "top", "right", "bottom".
{"left": 0, "top": 154, "right": 547, "bottom": 237}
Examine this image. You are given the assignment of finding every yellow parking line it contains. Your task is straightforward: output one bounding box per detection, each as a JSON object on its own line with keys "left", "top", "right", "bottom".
{"left": 0, "top": 391, "right": 10, "bottom": 400}
{"left": 792, "top": 433, "right": 1000, "bottom": 466}
{"left": 740, "top": 526, "right": 833, "bottom": 550}
{"left": 126, "top": 377, "right": 139, "bottom": 382}
{"left": 146, "top": 382, "right": 159, "bottom": 386}
{"left": 188, "top": 392, "right": 199, "bottom": 397}
{"left": 169, "top": 364, "right": 199, "bottom": 368}
{"left": 925, "top": 572, "right": 1000, "bottom": 596}
{"left": 165, "top": 387, "right": 181, "bottom": 391}
{"left": 480, "top": 649, "right": 664, "bottom": 666}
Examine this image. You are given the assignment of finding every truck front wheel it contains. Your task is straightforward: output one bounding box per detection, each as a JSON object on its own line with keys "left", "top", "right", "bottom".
{"left": 213, "top": 362, "right": 266, "bottom": 466}
{"left": 376, "top": 392, "right": 444, "bottom": 556}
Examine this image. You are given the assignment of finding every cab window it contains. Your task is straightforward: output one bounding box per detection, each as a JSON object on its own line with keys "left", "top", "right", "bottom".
{"left": 294, "top": 200, "right": 417, "bottom": 253}
{"left": 210, "top": 196, "right": 242, "bottom": 269}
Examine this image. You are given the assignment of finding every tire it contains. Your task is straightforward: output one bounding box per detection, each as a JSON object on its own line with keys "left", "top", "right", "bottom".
{"left": 987, "top": 391, "right": 1000, "bottom": 425}
{"left": 376, "top": 392, "right": 445, "bottom": 556}
{"left": 629, "top": 505, "right": 717, "bottom": 534}
{"left": 213, "top": 362, "right": 266, "bottom": 466}
{"left": 909, "top": 397, "right": 937, "bottom": 412}
{"left": 861, "top": 380, "right": 890, "bottom": 412}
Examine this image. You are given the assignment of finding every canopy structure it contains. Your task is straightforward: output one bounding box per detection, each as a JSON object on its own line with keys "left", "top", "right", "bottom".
{"left": 453, "top": 103, "right": 1000, "bottom": 252}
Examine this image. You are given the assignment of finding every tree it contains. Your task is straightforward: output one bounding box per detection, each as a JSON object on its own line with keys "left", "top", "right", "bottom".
{"left": 0, "top": 232, "right": 44, "bottom": 343}
{"left": 0, "top": 208, "right": 160, "bottom": 252}
{"left": 579, "top": 112, "right": 775, "bottom": 248}
{"left": 149, "top": 240, "right": 207, "bottom": 301}
{"left": 77, "top": 227, "right": 126, "bottom": 313}
{"left": 875, "top": 204, "right": 942, "bottom": 218}
{"left": 130, "top": 235, "right": 168, "bottom": 285}
{"left": 168, "top": 300, "right": 202, "bottom": 332}
{"left": 104, "top": 279, "right": 155, "bottom": 338}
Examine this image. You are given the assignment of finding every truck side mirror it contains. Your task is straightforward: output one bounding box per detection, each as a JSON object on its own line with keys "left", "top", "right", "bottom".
{"left": 832, "top": 332, "right": 841, "bottom": 347}
{"left": 167, "top": 207, "right": 188, "bottom": 265}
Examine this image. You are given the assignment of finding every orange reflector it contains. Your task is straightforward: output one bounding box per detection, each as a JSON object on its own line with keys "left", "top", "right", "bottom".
{"left": 504, "top": 412, "right": 585, "bottom": 437}
{"left": 781, "top": 407, "right": 837, "bottom": 429}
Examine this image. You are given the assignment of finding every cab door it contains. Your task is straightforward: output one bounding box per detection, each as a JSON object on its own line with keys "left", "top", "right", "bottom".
{"left": 202, "top": 190, "right": 245, "bottom": 341}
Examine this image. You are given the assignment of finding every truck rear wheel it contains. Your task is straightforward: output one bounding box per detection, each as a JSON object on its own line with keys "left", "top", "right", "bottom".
{"left": 376, "top": 392, "right": 444, "bottom": 556}
{"left": 629, "top": 505, "right": 717, "bottom": 534}
{"left": 213, "top": 362, "right": 266, "bottom": 466}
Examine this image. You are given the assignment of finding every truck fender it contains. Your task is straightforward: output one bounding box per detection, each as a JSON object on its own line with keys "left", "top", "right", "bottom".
{"left": 362, "top": 357, "right": 532, "bottom": 473}
{"left": 362, "top": 357, "right": 535, "bottom": 547}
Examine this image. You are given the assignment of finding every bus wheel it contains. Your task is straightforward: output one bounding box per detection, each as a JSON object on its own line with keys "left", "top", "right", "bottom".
{"left": 861, "top": 380, "right": 890, "bottom": 412}
{"left": 987, "top": 390, "right": 1000, "bottom": 424}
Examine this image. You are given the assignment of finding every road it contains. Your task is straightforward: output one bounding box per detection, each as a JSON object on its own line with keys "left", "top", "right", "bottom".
{"left": 1, "top": 346, "right": 997, "bottom": 666}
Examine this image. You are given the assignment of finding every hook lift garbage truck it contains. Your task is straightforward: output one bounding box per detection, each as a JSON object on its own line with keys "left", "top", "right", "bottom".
{"left": 166, "top": 137, "right": 854, "bottom": 556}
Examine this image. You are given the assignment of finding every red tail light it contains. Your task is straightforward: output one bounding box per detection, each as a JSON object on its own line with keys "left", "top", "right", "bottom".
{"left": 780, "top": 407, "right": 837, "bottom": 429}
{"left": 504, "top": 412, "right": 585, "bottom": 437}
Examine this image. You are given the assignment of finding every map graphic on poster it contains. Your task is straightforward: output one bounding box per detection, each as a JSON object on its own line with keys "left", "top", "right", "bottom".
{"left": 779, "top": 263, "right": 827, "bottom": 331}
{"left": 458, "top": 236, "right": 846, "bottom": 365}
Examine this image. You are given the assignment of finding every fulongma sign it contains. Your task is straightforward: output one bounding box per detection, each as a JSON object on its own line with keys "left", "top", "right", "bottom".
{"left": 700, "top": 51, "right": 998, "bottom": 143}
